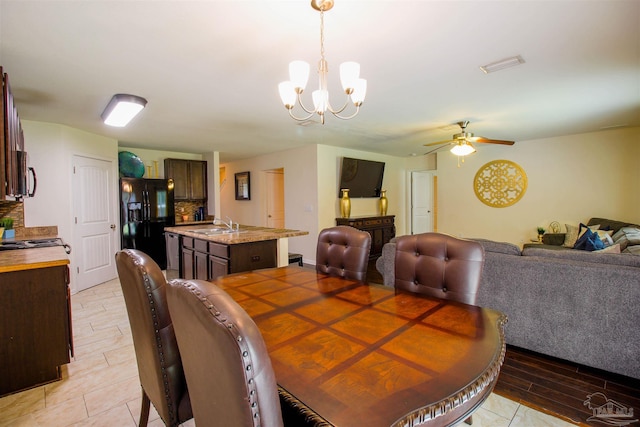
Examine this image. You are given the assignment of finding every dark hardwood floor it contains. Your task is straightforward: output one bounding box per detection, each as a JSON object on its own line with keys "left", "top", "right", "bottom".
{"left": 365, "top": 259, "right": 640, "bottom": 426}
{"left": 496, "top": 346, "right": 639, "bottom": 426}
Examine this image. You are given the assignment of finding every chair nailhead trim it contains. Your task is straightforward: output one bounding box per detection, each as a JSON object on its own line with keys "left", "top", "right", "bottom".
{"left": 179, "top": 281, "right": 263, "bottom": 426}
{"left": 129, "top": 255, "right": 177, "bottom": 423}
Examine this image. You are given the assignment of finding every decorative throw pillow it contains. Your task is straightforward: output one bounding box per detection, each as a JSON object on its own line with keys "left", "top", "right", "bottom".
{"left": 612, "top": 227, "right": 640, "bottom": 251}
{"left": 573, "top": 226, "right": 605, "bottom": 251}
{"left": 563, "top": 223, "right": 600, "bottom": 248}
{"left": 595, "top": 230, "right": 614, "bottom": 247}
{"left": 596, "top": 243, "right": 621, "bottom": 254}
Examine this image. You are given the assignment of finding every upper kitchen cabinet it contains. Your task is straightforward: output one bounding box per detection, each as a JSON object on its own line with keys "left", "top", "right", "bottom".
{"left": 164, "top": 159, "right": 207, "bottom": 200}
{"left": 1, "top": 67, "right": 28, "bottom": 200}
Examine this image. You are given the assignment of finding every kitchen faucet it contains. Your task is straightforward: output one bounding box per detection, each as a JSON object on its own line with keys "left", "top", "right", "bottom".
{"left": 213, "top": 216, "right": 239, "bottom": 231}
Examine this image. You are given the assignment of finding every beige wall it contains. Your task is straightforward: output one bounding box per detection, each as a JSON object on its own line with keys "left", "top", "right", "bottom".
{"left": 436, "top": 127, "right": 640, "bottom": 245}
{"left": 22, "top": 120, "right": 118, "bottom": 237}
{"left": 221, "top": 144, "right": 434, "bottom": 264}
{"left": 219, "top": 145, "right": 320, "bottom": 263}
{"left": 316, "top": 145, "right": 408, "bottom": 232}
{"left": 22, "top": 120, "right": 119, "bottom": 292}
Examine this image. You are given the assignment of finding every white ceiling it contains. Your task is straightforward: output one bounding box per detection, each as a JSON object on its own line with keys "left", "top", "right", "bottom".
{"left": 1, "top": 0, "right": 638, "bottom": 162}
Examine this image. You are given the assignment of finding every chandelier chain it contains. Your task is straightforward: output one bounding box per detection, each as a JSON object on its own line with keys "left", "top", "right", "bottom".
{"left": 319, "top": 10, "right": 325, "bottom": 61}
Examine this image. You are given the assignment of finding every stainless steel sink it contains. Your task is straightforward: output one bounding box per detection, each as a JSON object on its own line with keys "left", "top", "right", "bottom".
{"left": 192, "top": 228, "right": 246, "bottom": 235}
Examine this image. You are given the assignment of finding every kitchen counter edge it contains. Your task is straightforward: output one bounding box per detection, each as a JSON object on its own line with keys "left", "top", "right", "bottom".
{"left": 0, "top": 246, "right": 70, "bottom": 273}
{"left": 165, "top": 225, "right": 309, "bottom": 245}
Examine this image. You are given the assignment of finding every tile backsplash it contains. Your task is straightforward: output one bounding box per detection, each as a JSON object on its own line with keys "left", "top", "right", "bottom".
{"left": 0, "top": 201, "right": 25, "bottom": 229}
{"left": 175, "top": 201, "right": 208, "bottom": 223}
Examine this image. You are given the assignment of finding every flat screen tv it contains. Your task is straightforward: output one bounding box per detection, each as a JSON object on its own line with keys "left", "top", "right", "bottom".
{"left": 338, "top": 157, "right": 385, "bottom": 198}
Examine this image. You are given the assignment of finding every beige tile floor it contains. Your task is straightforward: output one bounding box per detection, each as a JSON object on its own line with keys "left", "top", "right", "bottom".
{"left": 0, "top": 278, "right": 578, "bottom": 427}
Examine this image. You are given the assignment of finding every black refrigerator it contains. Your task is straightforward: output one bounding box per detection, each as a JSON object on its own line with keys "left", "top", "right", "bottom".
{"left": 120, "top": 178, "right": 175, "bottom": 269}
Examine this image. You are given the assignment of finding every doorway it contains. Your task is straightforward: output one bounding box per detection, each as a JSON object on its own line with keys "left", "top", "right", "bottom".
{"left": 411, "top": 171, "right": 436, "bottom": 234}
{"left": 265, "top": 168, "right": 284, "bottom": 228}
{"left": 72, "top": 155, "right": 118, "bottom": 292}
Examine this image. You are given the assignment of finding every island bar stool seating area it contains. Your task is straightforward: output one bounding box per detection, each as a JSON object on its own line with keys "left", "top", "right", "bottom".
{"left": 315, "top": 225, "right": 372, "bottom": 281}
{"left": 115, "top": 249, "right": 193, "bottom": 427}
{"left": 166, "top": 279, "right": 285, "bottom": 427}
{"left": 391, "top": 232, "right": 486, "bottom": 306}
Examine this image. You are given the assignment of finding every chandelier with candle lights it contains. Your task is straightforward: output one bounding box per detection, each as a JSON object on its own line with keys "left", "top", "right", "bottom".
{"left": 278, "top": 0, "right": 366, "bottom": 124}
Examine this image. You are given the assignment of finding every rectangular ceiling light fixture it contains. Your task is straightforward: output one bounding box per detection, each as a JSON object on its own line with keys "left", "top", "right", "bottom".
{"left": 480, "top": 55, "right": 525, "bottom": 74}
{"left": 101, "top": 94, "right": 147, "bottom": 127}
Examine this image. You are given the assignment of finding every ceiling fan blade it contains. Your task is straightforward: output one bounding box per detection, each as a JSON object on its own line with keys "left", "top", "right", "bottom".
{"left": 423, "top": 139, "right": 455, "bottom": 147}
{"left": 423, "top": 142, "right": 454, "bottom": 155}
{"left": 470, "top": 137, "right": 515, "bottom": 145}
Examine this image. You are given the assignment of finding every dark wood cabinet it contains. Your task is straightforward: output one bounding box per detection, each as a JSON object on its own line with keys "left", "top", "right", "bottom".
{"left": 194, "top": 251, "right": 208, "bottom": 280}
{"left": 179, "top": 236, "right": 277, "bottom": 280}
{"left": 1, "top": 68, "right": 26, "bottom": 200}
{"left": 165, "top": 232, "right": 180, "bottom": 271}
{"left": 164, "top": 159, "right": 207, "bottom": 201}
{"left": 181, "top": 237, "right": 195, "bottom": 280}
{"left": 336, "top": 215, "right": 395, "bottom": 259}
{"left": 0, "top": 265, "right": 72, "bottom": 396}
{"left": 227, "top": 240, "right": 277, "bottom": 274}
{"left": 209, "top": 254, "right": 229, "bottom": 280}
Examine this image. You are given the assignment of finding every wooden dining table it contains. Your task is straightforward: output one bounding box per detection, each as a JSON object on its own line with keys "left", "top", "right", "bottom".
{"left": 211, "top": 265, "right": 507, "bottom": 427}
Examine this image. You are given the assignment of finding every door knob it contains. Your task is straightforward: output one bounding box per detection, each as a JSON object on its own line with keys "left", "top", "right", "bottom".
{"left": 110, "top": 224, "right": 116, "bottom": 229}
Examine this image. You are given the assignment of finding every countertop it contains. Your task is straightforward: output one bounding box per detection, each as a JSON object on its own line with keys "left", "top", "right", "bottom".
{"left": 0, "top": 246, "right": 70, "bottom": 273}
{"left": 172, "top": 220, "right": 212, "bottom": 226}
{"left": 165, "top": 224, "right": 308, "bottom": 245}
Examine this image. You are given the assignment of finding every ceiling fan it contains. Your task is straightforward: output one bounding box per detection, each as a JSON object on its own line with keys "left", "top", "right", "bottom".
{"left": 423, "top": 121, "right": 515, "bottom": 156}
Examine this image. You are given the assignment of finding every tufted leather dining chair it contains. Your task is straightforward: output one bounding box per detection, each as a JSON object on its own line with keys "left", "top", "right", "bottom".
{"left": 393, "top": 232, "right": 485, "bottom": 305}
{"left": 115, "top": 249, "right": 192, "bottom": 427}
{"left": 166, "top": 278, "right": 285, "bottom": 427}
{"left": 315, "top": 225, "right": 372, "bottom": 281}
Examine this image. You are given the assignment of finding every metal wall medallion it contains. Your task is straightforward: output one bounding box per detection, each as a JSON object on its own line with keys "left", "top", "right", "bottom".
{"left": 473, "top": 160, "right": 527, "bottom": 208}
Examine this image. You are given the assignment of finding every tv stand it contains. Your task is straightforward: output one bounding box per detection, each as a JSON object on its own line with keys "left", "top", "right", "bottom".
{"left": 336, "top": 215, "right": 395, "bottom": 259}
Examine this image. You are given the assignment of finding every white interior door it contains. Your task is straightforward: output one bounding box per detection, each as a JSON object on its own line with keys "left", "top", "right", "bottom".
{"left": 411, "top": 171, "right": 434, "bottom": 234}
{"left": 73, "top": 155, "right": 118, "bottom": 292}
{"left": 266, "top": 169, "right": 284, "bottom": 228}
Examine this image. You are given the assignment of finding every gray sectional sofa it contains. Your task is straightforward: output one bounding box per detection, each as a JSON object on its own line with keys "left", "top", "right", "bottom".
{"left": 376, "top": 220, "right": 640, "bottom": 380}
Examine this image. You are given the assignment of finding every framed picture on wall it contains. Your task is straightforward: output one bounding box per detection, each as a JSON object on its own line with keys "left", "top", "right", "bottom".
{"left": 235, "top": 171, "right": 250, "bottom": 200}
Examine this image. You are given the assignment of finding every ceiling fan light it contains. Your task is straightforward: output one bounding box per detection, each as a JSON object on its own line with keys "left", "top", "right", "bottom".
{"left": 289, "top": 60, "right": 310, "bottom": 91}
{"left": 451, "top": 142, "right": 476, "bottom": 156}
{"left": 101, "top": 94, "right": 147, "bottom": 127}
{"left": 339, "top": 61, "right": 360, "bottom": 92}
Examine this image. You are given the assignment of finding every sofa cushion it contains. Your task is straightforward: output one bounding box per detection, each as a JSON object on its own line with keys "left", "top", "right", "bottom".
{"left": 523, "top": 246, "right": 640, "bottom": 268}
{"left": 596, "top": 243, "right": 621, "bottom": 254}
{"left": 469, "top": 238, "right": 521, "bottom": 256}
{"left": 612, "top": 226, "right": 640, "bottom": 251}
{"left": 624, "top": 245, "right": 640, "bottom": 255}
{"left": 588, "top": 217, "right": 639, "bottom": 234}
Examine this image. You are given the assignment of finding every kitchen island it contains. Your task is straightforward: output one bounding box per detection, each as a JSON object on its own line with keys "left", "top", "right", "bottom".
{"left": 0, "top": 246, "right": 72, "bottom": 396}
{"left": 164, "top": 224, "right": 308, "bottom": 280}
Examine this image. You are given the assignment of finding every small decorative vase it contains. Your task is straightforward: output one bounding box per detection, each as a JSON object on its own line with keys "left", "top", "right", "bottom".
{"left": 537, "top": 234, "right": 543, "bottom": 242}
{"left": 379, "top": 190, "right": 388, "bottom": 216}
{"left": 340, "top": 189, "right": 351, "bottom": 218}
